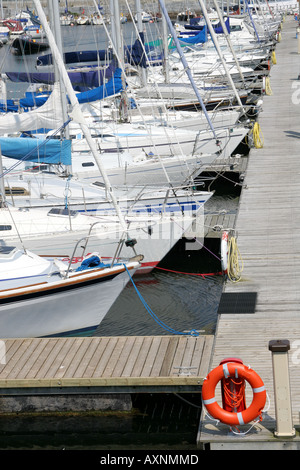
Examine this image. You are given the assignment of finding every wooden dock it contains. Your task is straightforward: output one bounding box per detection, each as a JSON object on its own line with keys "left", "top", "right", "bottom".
{"left": 0, "top": 335, "right": 213, "bottom": 396}
{"left": 198, "top": 16, "right": 300, "bottom": 450}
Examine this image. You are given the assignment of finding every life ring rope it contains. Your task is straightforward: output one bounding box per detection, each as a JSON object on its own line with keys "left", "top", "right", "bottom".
{"left": 202, "top": 362, "right": 267, "bottom": 428}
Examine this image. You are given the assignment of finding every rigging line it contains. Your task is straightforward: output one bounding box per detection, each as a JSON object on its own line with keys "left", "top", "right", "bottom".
{"left": 124, "top": 0, "right": 168, "bottom": 91}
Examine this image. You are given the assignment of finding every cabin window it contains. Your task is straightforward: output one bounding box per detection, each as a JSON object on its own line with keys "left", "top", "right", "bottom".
{"left": 24, "top": 165, "right": 49, "bottom": 172}
{"left": 5, "top": 186, "right": 30, "bottom": 196}
{"left": 47, "top": 208, "right": 78, "bottom": 217}
{"left": 81, "top": 162, "right": 95, "bottom": 167}
{"left": 0, "top": 225, "right": 12, "bottom": 231}
{"left": 0, "top": 246, "right": 16, "bottom": 254}
{"left": 230, "top": 25, "right": 242, "bottom": 31}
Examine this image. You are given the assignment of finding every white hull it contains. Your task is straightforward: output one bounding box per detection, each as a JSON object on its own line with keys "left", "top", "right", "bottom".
{"left": 2, "top": 171, "right": 212, "bottom": 214}
{"left": 0, "top": 248, "right": 139, "bottom": 337}
{"left": 69, "top": 126, "right": 249, "bottom": 184}
{"left": 68, "top": 122, "right": 200, "bottom": 161}
{"left": 107, "top": 107, "right": 242, "bottom": 133}
{"left": 0, "top": 185, "right": 212, "bottom": 273}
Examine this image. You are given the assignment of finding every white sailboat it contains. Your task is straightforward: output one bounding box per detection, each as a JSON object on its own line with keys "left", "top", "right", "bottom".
{"left": 0, "top": 243, "right": 141, "bottom": 338}
{"left": 134, "top": 11, "right": 153, "bottom": 23}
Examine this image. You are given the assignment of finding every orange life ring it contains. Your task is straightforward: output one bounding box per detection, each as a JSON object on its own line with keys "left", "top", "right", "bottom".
{"left": 202, "top": 362, "right": 266, "bottom": 426}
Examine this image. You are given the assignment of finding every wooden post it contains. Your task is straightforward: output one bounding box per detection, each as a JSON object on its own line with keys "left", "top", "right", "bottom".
{"left": 268, "top": 340, "right": 295, "bottom": 437}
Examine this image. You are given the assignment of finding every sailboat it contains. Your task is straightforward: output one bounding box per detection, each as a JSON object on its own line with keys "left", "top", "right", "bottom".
{"left": 134, "top": 11, "right": 153, "bottom": 23}
{"left": 0, "top": 244, "right": 141, "bottom": 338}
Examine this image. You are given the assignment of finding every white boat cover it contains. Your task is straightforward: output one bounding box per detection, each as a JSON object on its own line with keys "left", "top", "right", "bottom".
{"left": 0, "top": 82, "right": 64, "bottom": 134}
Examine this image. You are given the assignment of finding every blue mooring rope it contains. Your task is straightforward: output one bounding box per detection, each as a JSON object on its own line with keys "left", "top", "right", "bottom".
{"left": 123, "top": 264, "right": 199, "bottom": 337}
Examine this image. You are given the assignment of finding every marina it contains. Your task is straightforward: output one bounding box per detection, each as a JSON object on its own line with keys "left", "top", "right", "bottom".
{"left": 0, "top": 0, "right": 298, "bottom": 454}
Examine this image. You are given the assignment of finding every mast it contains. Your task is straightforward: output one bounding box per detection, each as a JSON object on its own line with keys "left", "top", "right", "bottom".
{"left": 0, "top": 145, "right": 6, "bottom": 208}
{"left": 161, "top": 12, "right": 170, "bottom": 83}
{"left": 47, "top": 0, "right": 71, "bottom": 173}
{"left": 109, "top": 0, "right": 129, "bottom": 121}
{"left": 33, "top": 0, "right": 128, "bottom": 232}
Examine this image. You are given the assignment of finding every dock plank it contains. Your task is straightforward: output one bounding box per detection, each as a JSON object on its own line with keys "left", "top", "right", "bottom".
{"left": 149, "top": 336, "right": 171, "bottom": 377}
{"left": 121, "top": 336, "right": 145, "bottom": 377}
{"left": 92, "top": 337, "right": 119, "bottom": 377}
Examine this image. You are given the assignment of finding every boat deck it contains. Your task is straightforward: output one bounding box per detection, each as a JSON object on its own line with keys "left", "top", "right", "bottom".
{"left": 198, "top": 16, "right": 300, "bottom": 449}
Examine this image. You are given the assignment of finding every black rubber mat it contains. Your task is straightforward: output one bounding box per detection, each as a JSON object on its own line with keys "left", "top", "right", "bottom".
{"left": 217, "top": 292, "right": 257, "bottom": 314}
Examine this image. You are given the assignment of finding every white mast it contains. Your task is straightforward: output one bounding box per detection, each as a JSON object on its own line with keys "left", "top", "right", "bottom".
{"left": 33, "top": 0, "right": 128, "bottom": 232}
{"left": 109, "top": 0, "right": 129, "bottom": 121}
{"left": 47, "top": 0, "right": 71, "bottom": 173}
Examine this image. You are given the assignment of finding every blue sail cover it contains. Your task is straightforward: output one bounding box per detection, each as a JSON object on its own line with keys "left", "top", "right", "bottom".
{"left": 19, "top": 93, "right": 50, "bottom": 108}
{"left": 213, "top": 17, "right": 230, "bottom": 34}
{"left": 75, "top": 68, "right": 124, "bottom": 104}
{"left": 177, "top": 26, "right": 207, "bottom": 44}
{"left": 189, "top": 17, "right": 203, "bottom": 26}
{"left": 26, "top": 7, "right": 42, "bottom": 26}
{"left": 36, "top": 36, "right": 146, "bottom": 68}
{"left": 6, "top": 59, "right": 118, "bottom": 92}
{"left": 0, "top": 137, "right": 71, "bottom": 165}
{"left": 0, "top": 100, "right": 19, "bottom": 112}
{"left": 10, "top": 67, "right": 123, "bottom": 110}
{"left": 124, "top": 32, "right": 146, "bottom": 68}
{"left": 37, "top": 49, "right": 112, "bottom": 66}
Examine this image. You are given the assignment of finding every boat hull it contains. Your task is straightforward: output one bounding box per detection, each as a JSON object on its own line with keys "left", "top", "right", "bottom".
{"left": 0, "top": 265, "right": 137, "bottom": 338}
{"left": 11, "top": 36, "right": 49, "bottom": 55}
{"left": 70, "top": 126, "right": 249, "bottom": 184}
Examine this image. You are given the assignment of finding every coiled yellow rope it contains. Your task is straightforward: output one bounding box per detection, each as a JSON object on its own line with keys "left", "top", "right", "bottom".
{"left": 252, "top": 121, "right": 264, "bottom": 148}
{"left": 227, "top": 237, "right": 244, "bottom": 283}
{"left": 265, "top": 76, "right": 273, "bottom": 96}
{"left": 271, "top": 50, "right": 277, "bottom": 64}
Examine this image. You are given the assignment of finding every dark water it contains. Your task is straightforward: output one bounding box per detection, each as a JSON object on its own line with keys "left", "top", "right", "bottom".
{"left": 0, "top": 22, "right": 243, "bottom": 453}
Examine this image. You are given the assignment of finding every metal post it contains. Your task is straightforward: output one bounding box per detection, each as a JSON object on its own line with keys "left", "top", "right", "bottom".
{"left": 0, "top": 145, "right": 6, "bottom": 208}
{"left": 268, "top": 340, "right": 296, "bottom": 437}
{"left": 162, "top": 14, "right": 170, "bottom": 83}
